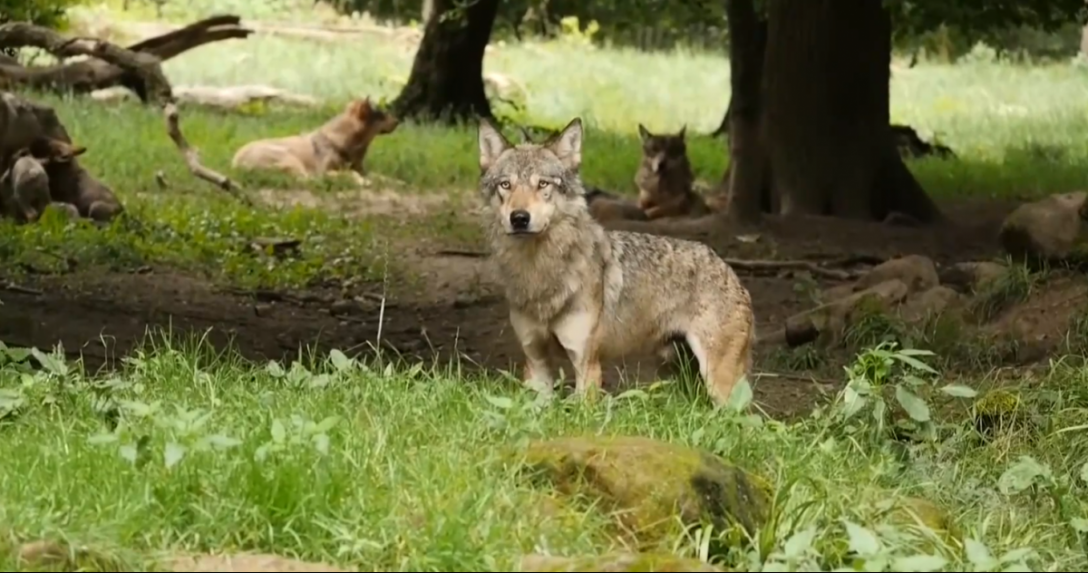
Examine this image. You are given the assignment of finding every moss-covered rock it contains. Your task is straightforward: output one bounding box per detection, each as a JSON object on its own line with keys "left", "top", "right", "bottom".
{"left": 973, "top": 389, "right": 1023, "bottom": 435}
{"left": 519, "top": 552, "right": 726, "bottom": 572}
{"left": 883, "top": 496, "right": 958, "bottom": 540}
{"left": 516, "top": 435, "right": 771, "bottom": 546}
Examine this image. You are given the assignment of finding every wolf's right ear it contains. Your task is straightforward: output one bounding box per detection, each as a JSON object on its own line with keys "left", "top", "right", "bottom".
{"left": 637, "top": 123, "right": 652, "bottom": 142}
{"left": 478, "top": 118, "right": 511, "bottom": 172}
{"left": 546, "top": 117, "right": 583, "bottom": 172}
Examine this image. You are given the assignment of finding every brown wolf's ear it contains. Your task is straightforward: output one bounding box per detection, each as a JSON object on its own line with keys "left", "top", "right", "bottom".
{"left": 677, "top": 124, "right": 687, "bottom": 140}
{"left": 546, "top": 117, "right": 582, "bottom": 172}
{"left": 478, "top": 117, "right": 511, "bottom": 172}
{"left": 347, "top": 98, "right": 372, "bottom": 119}
{"left": 637, "top": 123, "right": 652, "bottom": 142}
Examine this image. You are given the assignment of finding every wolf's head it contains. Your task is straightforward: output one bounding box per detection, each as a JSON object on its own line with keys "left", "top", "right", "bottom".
{"left": 477, "top": 117, "right": 586, "bottom": 237}
{"left": 635, "top": 124, "right": 693, "bottom": 205}
{"left": 324, "top": 96, "right": 400, "bottom": 154}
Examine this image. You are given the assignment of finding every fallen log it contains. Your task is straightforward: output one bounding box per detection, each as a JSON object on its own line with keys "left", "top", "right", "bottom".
{"left": 0, "top": 15, "right": 252, "bottom": 101}
{"left": 0, "top": 22, "right": 249, "bottom": 209}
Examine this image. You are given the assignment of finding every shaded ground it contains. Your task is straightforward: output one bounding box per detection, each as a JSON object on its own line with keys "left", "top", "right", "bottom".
{"left": 0, "top": 196, "right": 1038, "bottom": 418}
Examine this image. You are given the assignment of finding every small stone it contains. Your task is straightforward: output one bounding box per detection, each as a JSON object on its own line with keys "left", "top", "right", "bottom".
{"left": 329, "top": 298, "right": 361, "bottom": 315}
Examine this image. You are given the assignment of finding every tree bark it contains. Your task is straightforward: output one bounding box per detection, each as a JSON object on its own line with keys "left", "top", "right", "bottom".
{"left": 392, "top": 0, "right": 500, "bottom": 123}
{"left": 0, "top": 16, "right": 252, "bottom": 102}
{"left": 721, "top": 0, "right": 768, "bottom": 223}
{"left": 722, "top": 0, "right": 942, "bottom": 224}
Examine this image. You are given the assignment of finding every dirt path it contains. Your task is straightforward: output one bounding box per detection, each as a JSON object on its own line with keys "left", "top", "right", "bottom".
{"left": 0, "top": 198, "right": 1019, "bottom": 419}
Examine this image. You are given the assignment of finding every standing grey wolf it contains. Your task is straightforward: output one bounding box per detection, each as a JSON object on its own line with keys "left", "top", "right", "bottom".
{"left": 635, "top": 124, "right": 716, "bottom": 220}
{"left": 231, "top": 96, "right": 399, "bottom": 181}
{"left": 477, "top": 116, "right": 756, "bottom": 404}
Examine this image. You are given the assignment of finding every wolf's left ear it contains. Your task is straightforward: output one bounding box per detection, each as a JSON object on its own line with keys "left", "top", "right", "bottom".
{"left": 677, "top": 124, "right": 687, "bottom": 139}
{"left": 546, "top": 117, "right": 582, "bottom": 172}
{"left": 478, "top": 117, "right": 511, "bottom": 172}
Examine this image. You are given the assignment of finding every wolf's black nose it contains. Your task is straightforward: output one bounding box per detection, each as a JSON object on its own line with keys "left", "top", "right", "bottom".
{"left": 510, "top": 210, "right": 531, "bottom": 230}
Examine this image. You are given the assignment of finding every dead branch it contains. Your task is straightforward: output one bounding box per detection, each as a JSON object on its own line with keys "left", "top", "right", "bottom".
{"left": 721, "top": 258, "right": 863, "bottom": 281}
{"left": 164, "top": 102, "right": 250, "bottom": 204}
{"left": 0, "top": 21, "right": 174, "bottom": 103}
{"left": 0, "top": 22, "right": 250, "bottom": 203}
{"left": 0, "top": 16, "right": 252, "bottom": 100}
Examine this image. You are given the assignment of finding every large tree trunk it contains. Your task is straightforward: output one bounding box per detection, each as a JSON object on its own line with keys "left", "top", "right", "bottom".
{"left": 723, "top": 0, "right": 942, "bottom": 224}
{"left": 0, "top": 16, "right": 252, "bottom": 102}
{"left": 392, "top": 0, "right": 499, "bottom": 123}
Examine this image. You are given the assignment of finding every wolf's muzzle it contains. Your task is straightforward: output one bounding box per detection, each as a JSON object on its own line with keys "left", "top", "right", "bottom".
{"left": 509, "top": 209, "right": 531, "bottom": 232}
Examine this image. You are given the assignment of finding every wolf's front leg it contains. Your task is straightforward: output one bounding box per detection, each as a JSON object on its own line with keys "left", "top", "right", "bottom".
{"left": 509, "top": 310, "right": 556, "bottom": 397}
{"left": 552, "top": 309, "right": 603, "bottom": 398}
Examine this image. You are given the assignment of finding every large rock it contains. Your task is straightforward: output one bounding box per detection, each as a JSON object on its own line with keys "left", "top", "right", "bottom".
{"left": 786, "top": 280, "right": 910, "bottom": 347}
{"left": 517, "top": 436, "right": 770, "bottom": 546}
{"left": 520, "top": 552, "right": 725, "bottom": 572}
{"left": 999, "top": 192, "right": 1088, "bottom": 262}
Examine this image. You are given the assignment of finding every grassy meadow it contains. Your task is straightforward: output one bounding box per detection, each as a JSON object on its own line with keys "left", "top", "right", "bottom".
{"left": 1, "top": 2, "right": 1088, "bottom": 570}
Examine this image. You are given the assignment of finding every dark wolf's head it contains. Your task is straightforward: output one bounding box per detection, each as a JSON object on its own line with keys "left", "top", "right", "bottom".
{"left": 477, "top": 117, "right": 587, "bottom": 237}
{"left": 634, "top": 123, "right": 694, "bottom": 207}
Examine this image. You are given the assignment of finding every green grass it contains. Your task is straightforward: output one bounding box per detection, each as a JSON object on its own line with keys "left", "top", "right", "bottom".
{"left": 4, "top": 10, "right": 1088, "bottom": 289}
{"left": 0, "top": 336, "right": 1086, "bottom": 571}
{"left": 3, "top": 7, "right": 1088, "bottom": 571}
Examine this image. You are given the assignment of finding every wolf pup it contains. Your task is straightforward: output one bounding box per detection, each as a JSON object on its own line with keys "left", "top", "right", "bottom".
{"left": 634, "top": 124, "right": 712, "bottom": 220}
{"left": 477, "top": 117, "right": 756, "bottom": 404}
{"left": 231, "top": 96, "right": 398, "bottom": 180}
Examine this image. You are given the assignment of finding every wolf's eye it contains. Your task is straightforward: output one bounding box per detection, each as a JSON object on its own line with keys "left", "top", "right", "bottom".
{"left": 499, "top": 181, "right": 511, "bottom": 190}
{"left": 537, "top": 179, "right": 550, "bottom": 189}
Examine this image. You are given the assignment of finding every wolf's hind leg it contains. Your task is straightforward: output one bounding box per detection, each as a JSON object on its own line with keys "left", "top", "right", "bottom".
{"left": 687, "top": 319, "right": 754, "bottom": 407}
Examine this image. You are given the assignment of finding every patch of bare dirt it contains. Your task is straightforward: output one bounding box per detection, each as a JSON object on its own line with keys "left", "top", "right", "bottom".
{"left": 255, "top": 186, "right": 465, "bottom": 219}
{"left": 983, "top": 275, "right": 1088, "bottom": 363}
{"left": 0, "top": 197, "right": 1075, "bottom": 420}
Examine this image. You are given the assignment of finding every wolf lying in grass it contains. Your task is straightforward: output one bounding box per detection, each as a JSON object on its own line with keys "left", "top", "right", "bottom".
{"left": 231, "top": 96, "right": 399, "bottom": 182}
{"left": 0, "top": 139, "right": 104, "bottom": 224}
{"left": 478, "top": 116, "right": 756, "bottom": 405}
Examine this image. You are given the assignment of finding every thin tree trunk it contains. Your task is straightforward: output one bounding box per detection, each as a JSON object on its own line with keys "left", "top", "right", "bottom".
{"left": 758, "top": 0, "right": 941, "bottom": 222}
{"left": 392, "top": 0, "right": 499, "bottom": 123}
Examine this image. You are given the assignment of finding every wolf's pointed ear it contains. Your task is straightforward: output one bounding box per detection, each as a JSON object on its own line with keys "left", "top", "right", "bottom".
{"left": 637, "top": 123, "right": 651, "bottom": 142}
{"left": 677, "top": 124, "right": 687, "bottom": 139}
{"left": 546, "top": 117, "right": 583, "bottom": 172}
{"left": 478, "top": 117, "right": 511, "bottom": 172}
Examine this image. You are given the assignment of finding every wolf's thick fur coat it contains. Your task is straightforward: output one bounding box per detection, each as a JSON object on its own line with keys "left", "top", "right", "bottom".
{"left": 477, "top": 117, "right": 756, "bottom": 405}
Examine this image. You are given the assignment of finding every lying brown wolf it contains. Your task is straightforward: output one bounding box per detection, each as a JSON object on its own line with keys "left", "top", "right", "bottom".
{"left": 231, "top": 96, "right": 399, "bottom": 180}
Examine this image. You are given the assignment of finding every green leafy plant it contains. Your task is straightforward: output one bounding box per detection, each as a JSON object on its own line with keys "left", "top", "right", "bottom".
{"left": 829, "top": 341, "right": 976, "bottom": 441}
